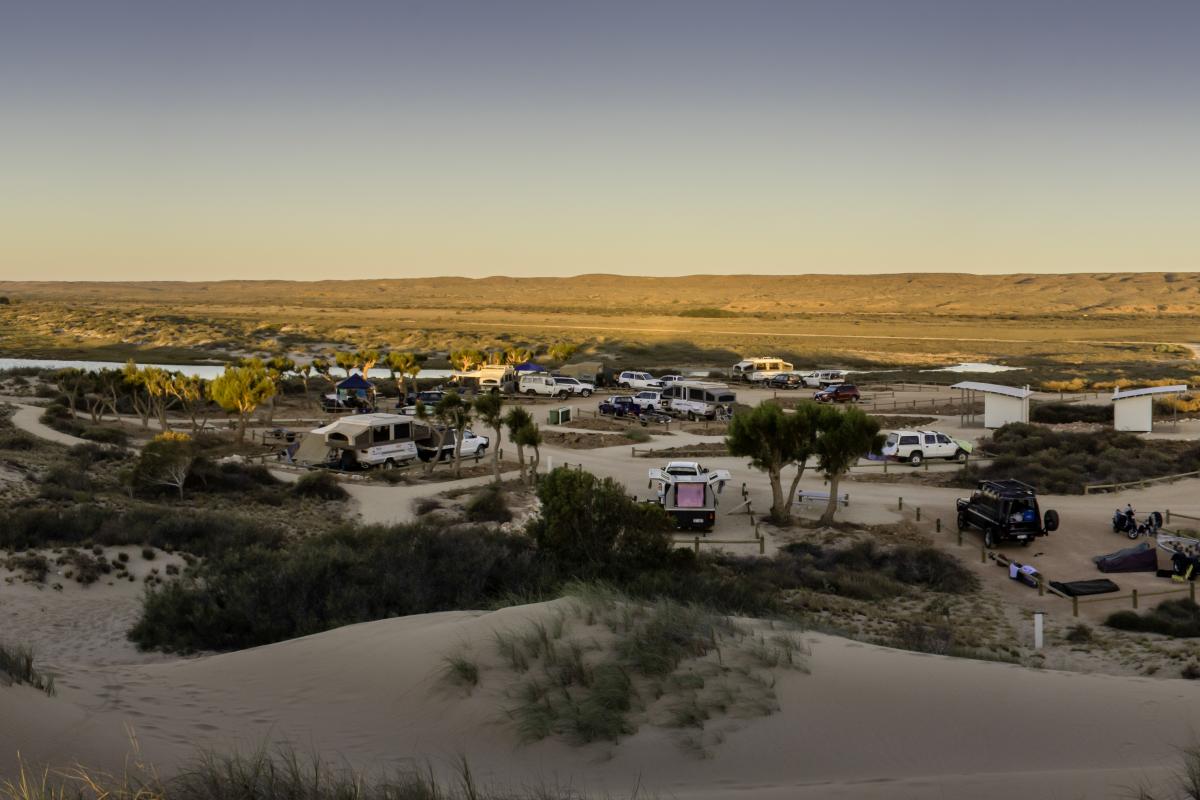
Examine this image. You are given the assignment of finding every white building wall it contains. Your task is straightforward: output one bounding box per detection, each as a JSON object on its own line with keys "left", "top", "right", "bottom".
{"left": 1114, "top": 396, "right": 1153, "bottom": 432}
{"left": 983, "top": 394, "right": 1027, "bottom": 429}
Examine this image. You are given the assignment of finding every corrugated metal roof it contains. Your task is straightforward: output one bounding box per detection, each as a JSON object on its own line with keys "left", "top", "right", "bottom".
{"left": 1111, "top": 385, "right": 1189, "bottom": 401}
{"left": 949, "top": 381, "right": 1033, "bottom": 399}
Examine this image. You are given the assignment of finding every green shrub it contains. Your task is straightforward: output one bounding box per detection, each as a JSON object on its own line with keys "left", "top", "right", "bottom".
{"left": 0, "top": 430, "right": 35, "bottom": 451}
{"left": 529, "top": 467, "right": 673, "bottom": 580}
{"left": 1107, "top": 599, "right": 1200, "bottom": 637}
{"left": 293, "top": 471, "right": 349, "bottom": 501}
{"left": 1030, "top": 402, "right": 1113, "bottom": 424}
{"left": 130, "top": 522, "right": 548, "bottom": 653}
{"left": 960, "top": 422, "right": 1200, "bottom": 494}
{"left": 465, "top": 485, "right": 512, "bottom": 523}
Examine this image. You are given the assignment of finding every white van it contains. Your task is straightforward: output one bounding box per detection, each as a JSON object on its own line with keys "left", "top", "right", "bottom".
{"left": 731, "top": 357, "right": 793, "bottom": 383}
{"left": 617, "top": 371, "right": 664, "bottom": 390}
{"left": 662, "top": 381, "right": 737, "bottom": 420}
{"left": 310, "top": 413, "right": 426, "bottom": 470}
{"left": 801, "top": 369, "right": 846, "bottom": 389}
{"left": 519, "top": 374, "right": 570, "bottom": 398}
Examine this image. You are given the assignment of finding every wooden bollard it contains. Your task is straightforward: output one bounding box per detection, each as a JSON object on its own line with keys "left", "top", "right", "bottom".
{"left": 1167, "top": 509, "right": 1172, "bottom": 525}
{"left": 1132, "top": 589, "right": 1139, "bottom": 610}
{"left": 981, "top": 546, "right": 987, "bottom": 563}
{"left": 898, "top": 497, "right": 904, "bottom": 511}
{"left": 1037, "top": 576, "right": 1044, "bottom": 597}
{"left": 957, "top": 528, "right": 962, "bottom": 546}
{"left": 1191, "top": 582, "right": 1196, "bottom": 603}
{"left": 1072, "top": 595, "right": 1079, "bottom": 617}
{"left": 758, "top": 536, "right": 765, "bottom": 555}
{"left": 693, "top": 536, "right": 701, "bottom": 554}
{"left": 936, "top": 518, "right": 941, "bottom": 533}
{"left": 916, "top": 507, "right": 921, "bottom": 522}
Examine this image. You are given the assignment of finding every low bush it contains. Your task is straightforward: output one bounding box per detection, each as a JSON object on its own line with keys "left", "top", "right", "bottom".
{"left": 1030, "top": 402, "right": 1113, "bottom": 424}
{"left": 0, "top": 505, "right": 283, "bottom": 555}
{"left": 1107, "top": 599, "right": 1200, "bottom": 637}
{"left": 130, "top": 522, "right": 548, "bottom": 653}
{"left": 960, "top": 423, "right": 1200, "bottom": 494}
{"left": 0, "top": 430, "right": 35, "bottom": 451}
{"left": 38, "top": 405, "right": 130, "bottom": 446}
{"left": 465, "top": 484, "right": 512, "bottom": 523}
{"left": 293, "top": 471, "right": 349, "bottom": 501}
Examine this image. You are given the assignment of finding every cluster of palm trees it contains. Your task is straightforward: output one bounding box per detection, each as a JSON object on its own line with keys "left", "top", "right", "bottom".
{"left": 412, "top": 388, "right": 541, "bottom": 484}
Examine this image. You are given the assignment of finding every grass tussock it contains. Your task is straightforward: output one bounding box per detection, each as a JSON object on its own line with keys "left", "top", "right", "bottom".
{"left": 0, "top": 642, "right": 55, "bottom": 695}
{"left": 0, "top": 746, "right": 634, "bottom": 800}
{"left": 492, "top": 588, "right": 807, "bottom": 752}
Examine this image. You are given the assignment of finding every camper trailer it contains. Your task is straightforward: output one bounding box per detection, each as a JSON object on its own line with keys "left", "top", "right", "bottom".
{"left": 451, "top": 365, "right": 515, "bottom": 394}
{"left": 661, "top": 381, "right": 736, "bottom": 420}
{"left": 648, "top": 462, "right": 732, "bottom": 531}
{"left": 731, "top": 357, "right": 793, "bottom": 383}
{"left": 305, "top": 413, "right": 428, "bottom": 470}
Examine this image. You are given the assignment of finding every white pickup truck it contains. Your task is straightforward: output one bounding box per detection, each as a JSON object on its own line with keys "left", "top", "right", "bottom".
{"left": 417, "top": 429, "right": 490, "bottom": 462}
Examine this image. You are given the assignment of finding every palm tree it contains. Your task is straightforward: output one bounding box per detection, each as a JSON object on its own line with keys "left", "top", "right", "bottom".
{"left": 512, "top": 422, "right": 542, "bottom": 486}
{"left": 385, "top": 352, "right": 419, "bottom": 402}
{"left": 473, "top": 392, "right": 505, "bottom": 483}
{"left": 504, "top": 406, "right": 534, "bottom": 483}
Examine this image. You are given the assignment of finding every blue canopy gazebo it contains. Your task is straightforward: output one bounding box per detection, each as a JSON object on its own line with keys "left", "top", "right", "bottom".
{"left": 514, "top": 361, "right": 546, "bottom": 373}
{"left": 335, "top": 373, "right": 377, "bottom": 409}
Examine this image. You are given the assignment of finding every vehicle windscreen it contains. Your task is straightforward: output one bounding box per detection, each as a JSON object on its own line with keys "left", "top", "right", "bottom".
{"left": 886, "top": 433, "right": 899, "bottom": 446}
{"left": 675, "top": 483, "right": 707, "bottom": 508}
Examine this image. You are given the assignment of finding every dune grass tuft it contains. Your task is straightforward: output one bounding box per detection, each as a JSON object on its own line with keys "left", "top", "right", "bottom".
{"left": 0, "top": 643, "right": 55, "bottom": 696}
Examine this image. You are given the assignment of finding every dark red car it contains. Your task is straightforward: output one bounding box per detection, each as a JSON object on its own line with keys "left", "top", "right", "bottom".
{"left": 814, "top": 383, "right": 861, "bottom": 403}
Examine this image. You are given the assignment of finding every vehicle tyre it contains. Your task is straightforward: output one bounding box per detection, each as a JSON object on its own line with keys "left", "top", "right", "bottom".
{"left": 1021, "top": 539, "right": 1031, "bottom": 547}
{"left": 955, "top": 449, "right": 968, "bottom": 463}
{"left": 1128, "top": 528, "right": 1140, "bottom": 540}
{"left": 909, "top": 451, "right": 923, "bottom": 467}
{"left": 581, "top": 389, "right": 592, "bottom": 397}
{"left": 687, "top": 411, "right": 696, "bottom": 421}
{"left": 1044, "top": 508, "right": 1060, "bottom": 533}
{"left": 339, "top": 451, "right": 356, "bottom": 471}
{"left": 984, "top": 528, "right": 997, "bottom": 549}
{"left": 556, "top": 390, "right": 568, "bottom": 399}
{"left": 957, "top": 511, "right": 967, "bottom": 531}
{"left": 619, "top": 382, "right": 630, "bottom": 389}
{"left": 525, "top": 389, "right": 537, "bottom": 396}
{"left": 383, "top": 458, "right": 396, "bottom": 470}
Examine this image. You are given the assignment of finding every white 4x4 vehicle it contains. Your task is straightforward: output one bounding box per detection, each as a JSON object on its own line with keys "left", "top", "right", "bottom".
{"left": 882, "top": 430, "right": 970, "bottom": 467}
{"left": 631, "top": 390, "right": 664, "bottom": 411}
{"left": 618, "top": 371, "right": 664, "bottom": 390}
{"left": 549, "top": 376, "right": 594, "bottom": 397}
{"left": 519, "top": 374, "right": 571, "bottom": 398}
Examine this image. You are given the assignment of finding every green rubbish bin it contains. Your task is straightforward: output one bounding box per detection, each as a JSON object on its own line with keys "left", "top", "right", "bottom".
{"left": 548, "top": 407, "right": 572, "bottom": 425}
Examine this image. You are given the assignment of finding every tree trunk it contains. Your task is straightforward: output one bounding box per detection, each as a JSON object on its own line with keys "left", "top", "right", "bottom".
{"left": 786, "top": 461, "right": 807, "bottom": 519}
{"left": 492, "top": 424, "right": 502, "bottom": 482}
{"left": 426, "top": 429, "right": 448, "bottom": 474}
{"left": 768, "top": 466, "right": 786, "bottom": 523}
{"left": 529, "top": 445, "right": 540, "bottom": 485}
{"left": 236, "top": 412, "right": 248, "bottom": 443}
{"left": 819, "top": 473, "right": 842, "bottom": 526}
{"left": 453, "top": 430, "right": 465, "bottom": 478}
{"left": 515, "top": 443, "right": 526, "bottom": 483}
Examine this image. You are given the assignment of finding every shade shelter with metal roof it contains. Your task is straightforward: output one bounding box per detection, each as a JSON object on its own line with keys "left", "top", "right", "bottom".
{"left": 1111, "top": 385, "right": 1188, "bottom": 432}
{"left": 951, "top": 381, "right": 1033, "bottom": 429}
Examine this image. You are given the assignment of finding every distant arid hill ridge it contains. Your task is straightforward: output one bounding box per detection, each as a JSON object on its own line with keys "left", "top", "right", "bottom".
{"left": 3, "top": 272, "right": 1199, "bottom": 315}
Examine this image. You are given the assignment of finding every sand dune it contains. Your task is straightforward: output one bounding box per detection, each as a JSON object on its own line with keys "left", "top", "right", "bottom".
{"left": 4, "top": 596, "right": 1197, "bottom": 799}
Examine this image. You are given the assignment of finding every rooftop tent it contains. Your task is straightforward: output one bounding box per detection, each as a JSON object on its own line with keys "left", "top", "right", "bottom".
{"left": 514, "top": 362, "right": 546, "bottom": 373}
{"left": 1093, "top": 542, "right": 1157, "bottom": 573}
{"left": 950, "top": 381, "right": 1033, "bottom": 428}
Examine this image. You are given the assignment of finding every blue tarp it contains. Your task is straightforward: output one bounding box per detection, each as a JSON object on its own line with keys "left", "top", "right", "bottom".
{"left": 515, "top": 362, "right": 546, "bottom": 373}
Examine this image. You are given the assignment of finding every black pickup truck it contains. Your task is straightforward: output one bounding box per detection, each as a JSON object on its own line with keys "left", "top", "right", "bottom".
{"left": 956, "top": 479, "right": 1059, "bottom": 548}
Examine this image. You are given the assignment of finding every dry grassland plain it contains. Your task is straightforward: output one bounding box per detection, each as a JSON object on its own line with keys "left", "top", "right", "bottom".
{"left": 3, "top": 274, "right": 1200, "bottom": 386}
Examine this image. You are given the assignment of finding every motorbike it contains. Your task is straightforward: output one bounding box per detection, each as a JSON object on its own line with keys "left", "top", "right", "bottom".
{"left": 1113, "top": 508, "right": 1164, "bottom": 539}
